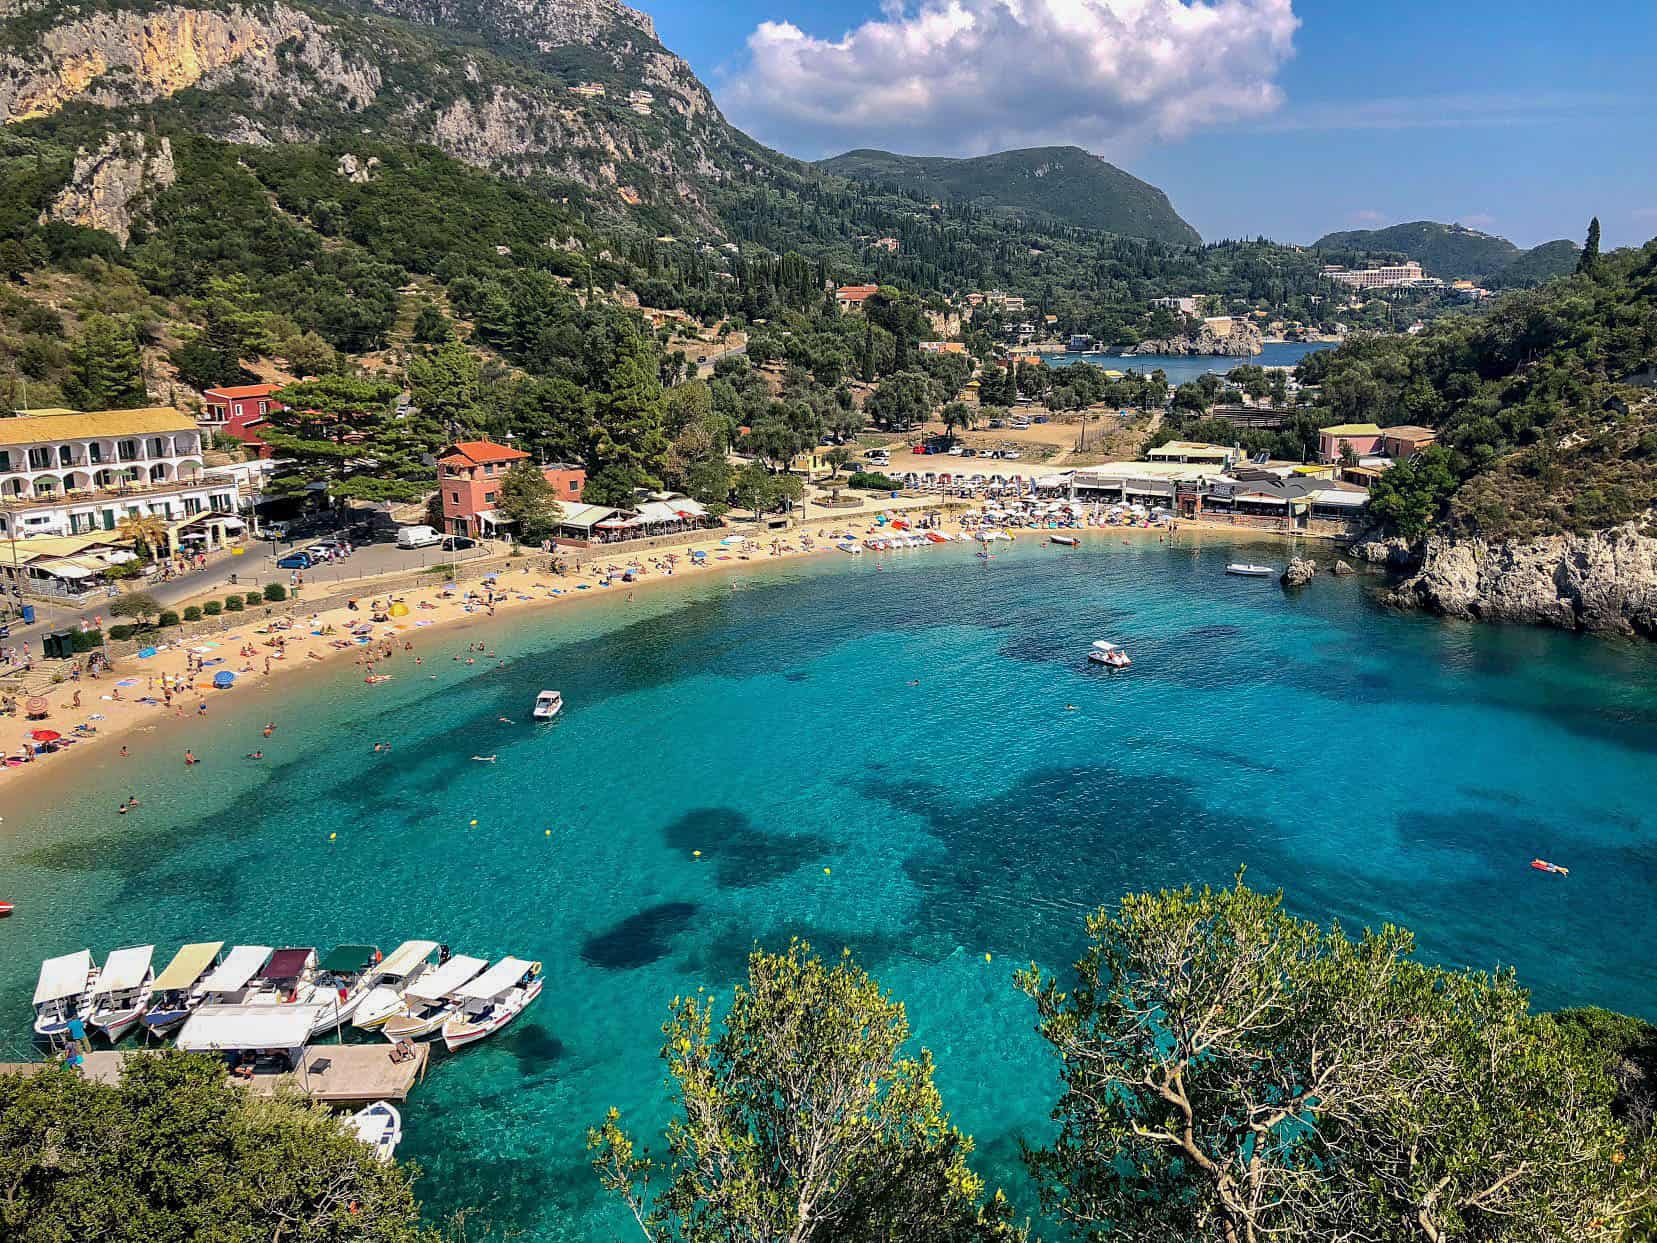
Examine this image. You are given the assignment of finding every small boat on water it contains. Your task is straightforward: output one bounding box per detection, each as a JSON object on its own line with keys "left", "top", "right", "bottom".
{"left": 835, "top": 540, "right": 863, "bottom": 555}
{"left": 86, "top": 944, "right": 155, "bottom": 1042}
{"left": 142, "top": 941, "right": 225, "bottom": 1037}
{"left": 442, "top": 958, "right": 543, "bottom": 1052}
{"left": 1226, "top": 563, "right": 1275, "bottom": 578}
{"left": 353, "top": 940, "right": 442, "bottom": 1031}
{"left": 198, "top": 945, "right": 274, "bottom": 1007}
{"left": 251, "top": 947, "right": 320, "bottom": 1007}
{"left": 344, "top": 1101, "right": 403, "bottom": 1163}
{"left": 1088, "top": 641, "right": 1132, "bottom": 669}
{"left": 1530, "top": 858, "right": 1570, "bottom": 876}
{"left": 33, "top": 950, "right": 98, "bottom": 1040}
{"left": 1050, "top": 535, "right": 1080, "bottom": 547}
{"left": 309, "top": 944, "right": 382, "bottom": 1035}
{"left": 0, "top": 900, "right": 13, "bottom": 917}
{"left": 382, "top": 954, "right": 488, "bottom": 1041}
{"left": 532, "top": 690, "right": 563, "bottom": 721}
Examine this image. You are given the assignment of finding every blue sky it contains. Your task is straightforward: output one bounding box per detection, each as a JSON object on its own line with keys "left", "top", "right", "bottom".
{"left": 640, "top": 0, "right": 1657, "bottom": 248}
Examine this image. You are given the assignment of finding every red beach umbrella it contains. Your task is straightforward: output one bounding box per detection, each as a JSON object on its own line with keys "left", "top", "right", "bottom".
{"left": 30, "top": 729, "right": 62, "bottom": 743}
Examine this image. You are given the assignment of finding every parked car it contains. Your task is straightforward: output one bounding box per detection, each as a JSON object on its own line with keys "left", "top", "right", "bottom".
{"left": 1003, "top": 449, "right": 1023, "bottom": 460}
{"left": 439, "top": 535, "right": 477, "bottom": 551}
{"left": 275, "top": 551, "right": 317, "bottom": 570}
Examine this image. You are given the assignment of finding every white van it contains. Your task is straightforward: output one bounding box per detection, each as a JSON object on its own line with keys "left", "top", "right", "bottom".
{"left": 396, "top": 525, "right": 443, "bottom": 549}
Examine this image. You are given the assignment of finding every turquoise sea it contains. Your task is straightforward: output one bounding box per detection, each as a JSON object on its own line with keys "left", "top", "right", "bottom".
{"left": 3, "top": 536, "right": 1656, "bottom": 1239}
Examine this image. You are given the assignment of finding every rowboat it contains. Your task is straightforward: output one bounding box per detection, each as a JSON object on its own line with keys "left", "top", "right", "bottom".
{"left": 353, "top": 940, "right": 441, "bottom": 1031}
{"left": 33, "top": 950, "right": 98, "bottom": 1040}
{"left": 441, "top": 958, "right": 543, "bottom": 1052}
{"left": 308, "top": 944, "right": 382, "bottom": 1035}
{"left": 142, "top": 941, "right": 225, "bottom": 1037}
{"left": 382, "top": 954, "right": 488, "bottom": 1041}
{"left": 86, "top": 944, "right": 155, "bottom": 1042}
{"left": 344, "top": 1101, "right": 403, "bottom": 1163}
{"left": 1225, "top": 563, "right": 1275, "bottom": 577}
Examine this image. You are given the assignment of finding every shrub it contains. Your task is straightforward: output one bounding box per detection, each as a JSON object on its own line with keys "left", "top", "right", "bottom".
{"left": 244, "top": 591, "right": 262, "bottom": 607}
{"left": 109, "top": 624, "right": 135, "bottom": 640}
{"left": 70, "top": 629, "right": 103, "bottom": 652}
{"left": 203, "top": 601, "right": 222, "bottom": 617}
{"left": 848, "top": 471, "right": 901, "bottom": 491}
{"left": 263, "top": 583, "right": 287, "bottom": 602}
{"left": 157, "top": 610, "right": 180, "bottom": 627}
{"left": 183, "top": 606, "right": 201, "bottom": 622}
{"left": 224, "top": 596, "right": 244, "bottom": 612}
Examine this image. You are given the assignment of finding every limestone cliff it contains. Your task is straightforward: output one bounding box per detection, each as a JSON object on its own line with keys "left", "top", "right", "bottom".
{"left": 1128, "top": 317, "right": 1263, "bottom": 358}
{"left": 44, "top": 131, "right": 176, "bottom": 244}
{"left": 1387, "top": 522, "right": 1657, "bottom": 637}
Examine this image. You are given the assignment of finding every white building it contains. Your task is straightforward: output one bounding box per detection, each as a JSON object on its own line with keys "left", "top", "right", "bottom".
{"left": 0, "top": 408, "right": 241, "bottom": 548}
{"left": 1320, "top": 262, "right": 1427, "bottom": 289}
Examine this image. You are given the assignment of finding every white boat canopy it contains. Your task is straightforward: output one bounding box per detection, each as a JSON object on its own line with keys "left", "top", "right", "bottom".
{"left": 177, "top": 1003, "right": 326, "bottom": 1054}
{"left": 92, "top": 945, "right": 155, "bottom": 997}
{"left": 403, "top": 955, "right": 487, "bottom": 1004}
{"left": 1092, "top": 641, "right": 1124, "bottom": 652}
{"left": 34, "top": 950, "right": 93, "bottom": 1005}
{"left": 454, "top": 957, "right": 531, "bottom": 1001}
{"left": 375, "top": 940, "right": 439, "bottom": 980}
{"left": 153, "top": 942, "right": 226, "bottom": 992}
{"left": 200, "top": 945, "right": 273, "bottom": 995}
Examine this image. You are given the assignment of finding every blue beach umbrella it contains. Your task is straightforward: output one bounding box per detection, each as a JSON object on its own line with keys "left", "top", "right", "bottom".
{"left": 213, "top": 671, "right": 236, "bottom": 689}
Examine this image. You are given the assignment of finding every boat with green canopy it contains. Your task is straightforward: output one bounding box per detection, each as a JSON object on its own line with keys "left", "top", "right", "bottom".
{"left": 309, "top": 944, "right": 383, "bottom": 1036}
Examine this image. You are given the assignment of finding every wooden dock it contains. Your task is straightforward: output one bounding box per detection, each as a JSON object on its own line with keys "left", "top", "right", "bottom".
{"left": 2, "top": 1041, "right": 429, "bottom": 1106}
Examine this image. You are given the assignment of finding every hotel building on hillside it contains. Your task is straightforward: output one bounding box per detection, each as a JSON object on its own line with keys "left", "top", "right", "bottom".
{"left": 0, "top": 407, "right": 245, "bottom": 550}
{"left": 1320, "top": 262, "right": 1430, "bottom": 289}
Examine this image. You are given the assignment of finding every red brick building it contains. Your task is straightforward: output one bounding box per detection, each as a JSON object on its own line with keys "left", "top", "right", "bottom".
{"left": 438, "top": 440, "right": 586, "bottom": 537}
{"left": 201, "top": 384, "right": 284, "bottom": 457}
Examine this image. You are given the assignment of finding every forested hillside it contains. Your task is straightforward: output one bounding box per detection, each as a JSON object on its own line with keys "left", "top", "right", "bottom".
{"left": 1313, "top": 220, "right": 1579, "bottom": 286}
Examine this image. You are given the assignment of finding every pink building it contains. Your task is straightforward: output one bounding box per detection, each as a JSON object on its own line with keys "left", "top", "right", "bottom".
{"left": 1318, "top": 423, "right": 1383, "bottom": 464}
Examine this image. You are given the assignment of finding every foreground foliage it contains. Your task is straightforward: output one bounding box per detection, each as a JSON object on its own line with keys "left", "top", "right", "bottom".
{"left": 0, "top": 1051, "right": 437, "bottom": 1242}
{"left": 1015, "top": 874, "right": 1654, "bottom": 1243}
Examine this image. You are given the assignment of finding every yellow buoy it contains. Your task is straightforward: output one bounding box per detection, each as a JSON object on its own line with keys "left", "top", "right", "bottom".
{"left": 328, "top": 832, "right": 337, "bottom": 841}
{"left": 469, "top": 819, "right": 478, "bottom": 826}
{"left": 544, "top": 829, "right": 551, "bottom": 837}
{"left": 823, "top": 867, "right": 832, "bottom": 875}
{"left": 984, "top": 953, "right": 992, "bottom": 963}
{"left": 693, "top": 850, "right": 702, "bottom": 858}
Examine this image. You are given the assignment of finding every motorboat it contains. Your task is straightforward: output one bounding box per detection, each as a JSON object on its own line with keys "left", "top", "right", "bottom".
{"left": 308, "top": 944, "right": 382, "bottom": 1036}
{"left": 250, "top": 947, "right": 319, "bottom": 1006}
{"left": 344, "top": 1101, "right": 403, "bottom": 1163}
{"left": 197, "top": 945, "right": 274, "bottom": 1006}
{"left": 1530, "top": 858, "right": 1570, "bottom": 876}
{"left": 142, "top": 941, "right": 225, "bottom": 1038}
{"left": 86, "top": 944, "right": 156, "bottom": 1042}
{"left": 1050, "top": 535, "right": 1080, "bottom": 547}
{"left": 532, "top": 690, "right": 563, "bottom": 721}
{"left": 33, "top": 950, "right": 98, "bottom": 1041}
{"left": 0, "top": 900, "right": 13, "bottom": 917}
{"left": 441, "top": 958, "right": 543, "bottom": 1052}
{"left": 1225, "top": 563, "right": 1275, "bottom": 577}
{"left": 834, "top": 540, "right": 863, "bottom": 555}
{"left": 382, "top": 954, "right": 488, "bottom": 1041}
{"left": 1088, "top": 641, "right": 1132, "bottom": 669}
{"left": 353, "top": 940, "right": 441, "bottom": 1031}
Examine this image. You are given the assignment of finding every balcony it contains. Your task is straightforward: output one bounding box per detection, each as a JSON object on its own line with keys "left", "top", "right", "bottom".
{"left": 0, "top": 475, "right": 210, "bottom": 512}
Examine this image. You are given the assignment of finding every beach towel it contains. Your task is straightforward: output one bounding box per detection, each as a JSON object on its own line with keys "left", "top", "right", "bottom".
{"left": 137, "top": 647, "right": 157, "bottom": 659}
{"left": 115, "top": 679, "right": 138, "bottom": 687}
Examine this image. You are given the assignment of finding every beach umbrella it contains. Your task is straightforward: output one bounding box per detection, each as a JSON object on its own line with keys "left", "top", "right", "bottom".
{"left": 24, "top": 697, "right": 48, "bottom": 718}
{"left": 213, "top": 671, "right": 236, "bottom": 689}
{"left": 29, "top": 729, "right": 61, "bottom": 743}
{"left": 389, "top": 603, "right": 409, "bottom": 617}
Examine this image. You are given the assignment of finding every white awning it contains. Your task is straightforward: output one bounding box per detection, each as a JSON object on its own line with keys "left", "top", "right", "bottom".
{"left": 454, "top": 957, "right": 532, "bottom": 1001}
{"left": 33, "top": 559, "right": 97, "bottom": 580}
{"left": 92, "top": 945, "right": 155, "bottom": 996}
{"left": 153, "top": 942, "right": 225, "bottom": 991}
{"left": 1308, "top": 489, "right": 1369, "bottom": 507}
{"left": 404, "top": 954, "right": 487, "bottom": 1003}
{"left": 34, "top": 950, "right": 93, "bottom": 1005}
{"left": 177, "top": 1003, "right": 326, "bottom": 1053}
{"left": 375, "top": 940, "right": 440, "bottom": 980}
{"left": 200, "top": 945, "right": 272, "bottom": 994}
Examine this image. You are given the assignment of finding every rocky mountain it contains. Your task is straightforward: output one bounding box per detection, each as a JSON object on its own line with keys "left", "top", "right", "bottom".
{"left": 1312, "top": 220, "right": 1579, "bottom": 285}
{"left": 816, "top": 146, "right": 1202, "bottom": 246}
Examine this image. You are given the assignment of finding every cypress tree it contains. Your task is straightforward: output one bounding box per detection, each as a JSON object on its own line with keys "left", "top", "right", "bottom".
{"left": 1577, "top": 216, "right": 1601, "bottom": 274}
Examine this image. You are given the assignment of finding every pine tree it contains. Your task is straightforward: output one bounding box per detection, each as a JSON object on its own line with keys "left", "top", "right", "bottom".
{"left": 264, "top": 375, "right": 436, "bottom": 501}
{"left": 1577, "top": 216, "right": 1601, "bottom": 275}
{"left": 65, "top": 314, "right": 146, "bottom": 410}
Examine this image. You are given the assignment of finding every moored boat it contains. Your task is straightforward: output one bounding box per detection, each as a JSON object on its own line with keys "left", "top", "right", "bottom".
{"left": 353, "top": 940, "right": 442, "bottom": 1031}
{"left": 33, "top": 950, "right": 98, "bottom": 1041}
{"left": 198, "top": 945, "right": 274, "bottom": 1006}
{"left": 86, "top": 944, "right": 155, "bottom": 1042}
{"left": 1225, "top": 563, "right": 1275, "bottom": 577}
{"left": 532, "top": 691, "right": 563, "bottom": 721}
{"left": 344, "top": 1101, "right": 403, "bottom": 1163}
{"left": 382, "top": 954, "right": 488, "bottom": 1041}
{"left": 308, "top": 944, "right": 382, "bottom": 1036}
{"left": 1050, "top": 534, "right": 1079, "bottom": 546}
{"left": 142, "top": 941, "right": 225, "bottom": 1037}
{"left": 441, "top": 958, "right": 543, "bottom": 1052}
{"left": 0, "top": 899, "right": 13, "bottom": 917}
{"left": 1088, "top": 640, "right": 1132, "bottom": 669}
{"left": 250, "top": 947, "right": 320, "bottom": 1006}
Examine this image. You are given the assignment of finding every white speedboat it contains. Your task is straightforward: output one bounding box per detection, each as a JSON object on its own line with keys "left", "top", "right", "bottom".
{"left": 382, "top": 954, "right": 488, "bottom": 1041}
{"left": 142, "top": 941, "right": 225, "bottom": 1038}
{"left": 1225, "top": 563, "right": 1275, "bottom": 577}
{"left": 198, "top": 945, "right": 274, "bottom": 1006}
{"left": 353, "top": 940, "right": 441, "bottom": 1031}
{"left": 344, "top": 1101, "right": 403, "bottom": 1163}
{"left": 441, "top": 958, "right": 543, "bottom": 1052}
{"left": 532, "top": 690, "right": 563, "bottom": 720}
{"left": 250, "top": 947, "right": 320, "bottom": 1007}
{"left": 834, "top": 540, "right": 863, "bottom": 555}
{"left": 1050, "top": 534, "right": 1080, "bottom": 547}
{"left": 86, "top": 944, "right": 155, "bottom": 1042}
{"left": 33, "top": 950, "right": 99, "bottom": 1041}
{"left": 308, "top": 944, "right": 381, "bottom": 1036}
{"left": 1088, "top": 641, "right": 1132, "bottom": 669}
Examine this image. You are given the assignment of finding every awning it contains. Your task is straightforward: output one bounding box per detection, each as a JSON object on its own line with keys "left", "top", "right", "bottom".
{"left": 404, "top": 954, "right": 487, "bottom": 1003}
{"left": 454, "top": 957, "right": 532, "bottom": 1001}
{"left": 201, "top": 945, "right": 273, "bottom": 994}
{"left": 33, "top": 559, "right": 97, "bottom": 580}
{"left": 319, "top": 944, "right": 379, "bottom": 974}
{"left": 34, "top": 950, "right": 93, "bottom": 1005}
{"left": 153, "top": 942, "right": 226, "bottom": 991}
{"left": 259, "top": 948, "right": 316, "bottom": 980}
{"left": 374, "top": 940, "right": 438, "bottom": 979}
{"left": 177, "top": 1003, "right": 327, "bottom": 1053}
{"left": 92, "top": 945, "right": 155, "bottom": 997}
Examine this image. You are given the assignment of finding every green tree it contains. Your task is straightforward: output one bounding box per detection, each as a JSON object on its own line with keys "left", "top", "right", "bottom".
{"left": 941, "top": 401, "right": 972, "bottom": 444}
{"left": 411, "top": 301, "right": 453, "bottom": 344}
{"left": 1367, "top": 445, "right": 1458, "bottom": 538}
{"left": 65, "top": 314, "right": 146, "bottom": 410}
{"left": 0, "top": 1051, "right": 437, "bottom": 1242}
{"left": 866, "top": 370, "right": 936, "bottom": 430}
{"left": 1577, "top": 216, "right": 1601, "bottom": 275}
{"left": 1016, "top": 875, "right": 1650, "bottom": 1243}
{"left": 265, "top": 375, "right": 434, "bottom": 501}
{"left": 589, "top": 941, "right": 1022, "bottom": 1243}
{"left": 591, "top": 332, "right": 670, "bottom": 480}
{"left": 407, "top": 340, "right": 482, "bottom": 437}
{"left": 108, "top": 591, "right": 161, "bottom": 624}
{"left": 496, "top": 459, "right": 562, "bottom": 542}
{"left": 824, "top": 445, "right": 855, "bottom": 479}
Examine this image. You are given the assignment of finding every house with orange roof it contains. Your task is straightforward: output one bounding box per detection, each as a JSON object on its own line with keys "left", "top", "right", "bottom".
{"left": 438, "top": 440, "right": 586, "bottom": 537}
{"left": 201, "top": 383, "right": 285, "bottom": 455}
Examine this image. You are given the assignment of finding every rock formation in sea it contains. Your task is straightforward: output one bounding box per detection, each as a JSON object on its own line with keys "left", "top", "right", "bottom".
{"left": 1127, "top": 317, "right": 1263, "bottom": 357}
{"left": 1281, "top": 557, "right": 1317, "bottom": 588}
{"left": 1386, "top": 522, "right": 1657, "bottom": 637}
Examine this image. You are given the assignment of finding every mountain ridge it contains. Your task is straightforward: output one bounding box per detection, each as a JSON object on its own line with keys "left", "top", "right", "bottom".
{"left": 1312, "top": 219, "right": 1578, "bottom": 285}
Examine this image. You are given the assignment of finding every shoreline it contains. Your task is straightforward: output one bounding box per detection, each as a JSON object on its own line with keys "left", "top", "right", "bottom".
{"left": 0, "top": 512, "right": 1299, "bottom": 809}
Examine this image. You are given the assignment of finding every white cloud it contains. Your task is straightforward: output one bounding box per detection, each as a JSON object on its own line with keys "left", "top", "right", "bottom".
{"left": 719, "top": 0, "right": 1300, "bottom": 159}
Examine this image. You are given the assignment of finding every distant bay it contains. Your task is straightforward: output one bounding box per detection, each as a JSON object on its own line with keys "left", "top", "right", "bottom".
{"left": 1047, "top": 340, "right": 1330, "bottom": 383}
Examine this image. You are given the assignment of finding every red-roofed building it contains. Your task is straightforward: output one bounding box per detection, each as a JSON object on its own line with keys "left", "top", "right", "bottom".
{"left": 835, "top": 284, "right": 880, "bottom": 313}
{"left": 200, "top": 383, "right": 284, "bottom": 457}
{"left": 438, "top": 440, "right": 586, "bottom": 536}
